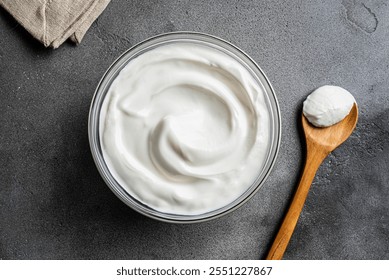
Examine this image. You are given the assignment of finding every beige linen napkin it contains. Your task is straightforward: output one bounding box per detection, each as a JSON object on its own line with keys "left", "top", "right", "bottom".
{"left": 0, "top": 0, "right": 111, "bottom": 48}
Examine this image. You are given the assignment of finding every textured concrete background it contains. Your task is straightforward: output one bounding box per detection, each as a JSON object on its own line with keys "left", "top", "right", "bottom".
{"left": 0, "top": 0, "right": 388, "bottom": 260}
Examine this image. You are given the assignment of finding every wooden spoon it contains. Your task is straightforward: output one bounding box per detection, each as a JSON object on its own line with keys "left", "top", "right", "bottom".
{"left": 266, "top": 103, "right": 358, "bottom": 260}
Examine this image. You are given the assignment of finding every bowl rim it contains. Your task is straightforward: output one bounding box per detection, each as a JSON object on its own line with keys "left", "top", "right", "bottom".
{"left": 88, "top": 31, "right": 282, "bottom": 223}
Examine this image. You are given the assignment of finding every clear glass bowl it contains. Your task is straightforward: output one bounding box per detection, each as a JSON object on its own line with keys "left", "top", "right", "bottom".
{"left": 88, "top": 32, "right": 281, "bottom": 223}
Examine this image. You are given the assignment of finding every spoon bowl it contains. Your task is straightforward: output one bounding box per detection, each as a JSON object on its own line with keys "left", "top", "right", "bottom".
{"left": 303, "top": 103, "right": 359, "bottom": 151}
{"left": 266, "top": 103, "right": 358, "bottom": 260}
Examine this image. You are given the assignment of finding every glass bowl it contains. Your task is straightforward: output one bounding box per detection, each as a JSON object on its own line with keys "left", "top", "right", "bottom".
{"left": 88, "top": 32, "right": 281, "bottom": 223}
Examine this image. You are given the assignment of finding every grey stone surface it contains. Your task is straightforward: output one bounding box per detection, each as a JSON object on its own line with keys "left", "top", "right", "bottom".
{"left": 0, "top": 0, "right": 388, "bottom": 260}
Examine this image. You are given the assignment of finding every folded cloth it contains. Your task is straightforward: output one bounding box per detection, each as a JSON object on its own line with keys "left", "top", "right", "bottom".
{"left": 0, "top": 0, "right": 111, "bottom": 48}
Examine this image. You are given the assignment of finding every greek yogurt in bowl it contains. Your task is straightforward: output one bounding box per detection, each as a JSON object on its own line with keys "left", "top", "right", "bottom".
{"left": 89, "top": 32, "right": 281, "bottom": 222}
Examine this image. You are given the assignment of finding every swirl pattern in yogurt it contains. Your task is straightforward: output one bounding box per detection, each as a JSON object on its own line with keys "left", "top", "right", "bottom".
{"left": 100, "top": 42, "right": 271, "bottom": 215}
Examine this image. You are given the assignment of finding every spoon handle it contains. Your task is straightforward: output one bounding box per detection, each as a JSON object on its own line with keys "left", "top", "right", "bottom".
{"left": 266, "top": 144, "right": 329, "bottom": 260}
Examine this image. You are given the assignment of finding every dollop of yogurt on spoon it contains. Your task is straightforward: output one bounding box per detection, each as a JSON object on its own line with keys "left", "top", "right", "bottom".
{"left": 303, "top": 85, "right": 356, "bottom": 127}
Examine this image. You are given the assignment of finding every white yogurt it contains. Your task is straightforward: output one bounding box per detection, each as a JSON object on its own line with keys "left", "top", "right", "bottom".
{"left": 100, "top": 42, "right": 270, "bottom": 215}
{"left": 303, "top": 85, "right": 356, "bottom": 127}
